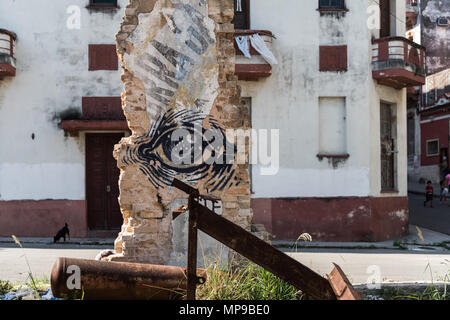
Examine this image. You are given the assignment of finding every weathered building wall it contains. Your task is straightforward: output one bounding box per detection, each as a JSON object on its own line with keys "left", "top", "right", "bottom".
{"left": 107, "top": 0, "right": 251, "bottom": 264}
{"left": 0, "top": 0, "right": 128, "bottom": 237}
{"left": 406, "top": 0, "right": 450, "bottom": 183}
{"left": 417, "top": 70, "right": 450, "bottom": 183}
{"left": 421, "top": 0, "right": 450, "bottom": 75}
{"left": 423, "top": 68, "right": 450, "bottom": 105}
{"left": 0, "top": 0, "right": 413, "bottom": 245}
{"left": 245, "top": 0, "right": 409, "bottom": 241}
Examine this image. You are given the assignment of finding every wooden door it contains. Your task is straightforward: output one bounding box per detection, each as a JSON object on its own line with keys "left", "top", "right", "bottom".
{"left": 379, "top": 0, "right": 391, "bottom": 38}
{"left": 86, "top": 133, "right": 124, "bottom": 230}
{"left": 380, "top": 104, "right": 395, "bottom": 190}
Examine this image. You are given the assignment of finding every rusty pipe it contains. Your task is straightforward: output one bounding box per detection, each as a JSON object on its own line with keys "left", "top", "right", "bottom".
{"left": 51, "top": 257, "right": 206, "bottom": 300}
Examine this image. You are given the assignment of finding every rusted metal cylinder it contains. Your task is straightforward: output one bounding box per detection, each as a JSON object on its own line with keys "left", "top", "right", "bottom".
{"left": 51, "top": 257, "right": 206, "bottom": 300}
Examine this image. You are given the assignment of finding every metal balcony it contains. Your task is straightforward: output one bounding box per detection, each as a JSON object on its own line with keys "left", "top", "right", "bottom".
{"left": 234, "top": 30, "right": 274, "bottom": 81}
{"left": 0, "top": 29, "right": 17, "bottom": 78}
{"left": 372, "top": 37, "right": 426, "bottom": 89}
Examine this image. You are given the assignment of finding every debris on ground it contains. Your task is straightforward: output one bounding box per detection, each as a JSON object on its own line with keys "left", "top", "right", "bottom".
{"left": 0, "top": 287, "right": 61, "bottom": 300}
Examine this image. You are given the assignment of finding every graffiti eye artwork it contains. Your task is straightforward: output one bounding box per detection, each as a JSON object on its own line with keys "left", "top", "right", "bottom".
{"left": 123, "top": 109, "right": 239, "bottom": 192}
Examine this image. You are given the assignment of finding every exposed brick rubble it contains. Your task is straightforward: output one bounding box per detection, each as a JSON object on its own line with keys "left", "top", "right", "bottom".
{"left": 105, "top": 0, "right": 251, "bottom": 264}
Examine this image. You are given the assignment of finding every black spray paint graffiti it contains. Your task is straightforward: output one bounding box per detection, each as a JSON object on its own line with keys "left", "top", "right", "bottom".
{"left": 123, "top": 4, "right": 238, "bottom": 191}
{"left": 123, "top": 109, "right": 240, "bottom": 192}
{"left": 135, "top": 3, "right": 215, "bottom": 112}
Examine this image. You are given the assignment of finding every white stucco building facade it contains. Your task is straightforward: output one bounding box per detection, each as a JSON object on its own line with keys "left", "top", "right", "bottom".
{"left": 0, "top": 0, "right": 129, "bottom": 237}
{"left": 236, "top": 0, "right": 425, "bottom": 241}
{"left": 0, "top": 0, "right": 426, "bottom": 242}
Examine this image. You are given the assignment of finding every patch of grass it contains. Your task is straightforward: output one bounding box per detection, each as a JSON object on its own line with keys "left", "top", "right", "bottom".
{"left": 393, "top": 240, "right": 408, "bottom": 250}
{"left": 11, "top": 235, "right": 41, "bottom": 299}
{"left": 377, "top": 285, "right": 448, "bottom": 300}
{"left": 196, "top": 259, "right": 303, "bottom": 300}
{"left": 382, "top": 260, "right": 450, "bottom": 300}
{"left": 27, "top": 276, "right": 50, "bottom": 292}
{"left": 436, "top": 242, "right": 450, "bottom": 250}
{"left": 0, "top": 280, "right": 13, "bottom": 295}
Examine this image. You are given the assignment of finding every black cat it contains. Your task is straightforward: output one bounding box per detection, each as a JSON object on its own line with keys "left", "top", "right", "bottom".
{"left": 53, "top": 223, "right": 70, "bottom": 243}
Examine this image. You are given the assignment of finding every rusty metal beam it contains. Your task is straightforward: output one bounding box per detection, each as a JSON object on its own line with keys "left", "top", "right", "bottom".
{"left": 171, "top": 178, "right": 360, "bottom": 300}
{"left": 194, "top": 203, "right": 336, "bottom": 300}
{"left": 327, "top": 263, "right": 362, "bottom": 300}
{"left": 187, "top": 194, "right": 199, "bottom": 300}
{"left": 172, "top": 178, "right": 199, "bottom": 196}
{"left": 51, "top": 257, "right": 206, "bottom": 300}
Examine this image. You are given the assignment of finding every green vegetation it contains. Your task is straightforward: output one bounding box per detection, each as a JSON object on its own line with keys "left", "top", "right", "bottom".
{"left": 393, "top": 240, "right": 408, "bottom": 250}
{"left": 0, "top": 280, "right": 13, "bottom": 295}
{"left": 374, "top": 284, "right": 448, "bottom": 300}
{"left": 10, "top": 235, "right": 43, "bottom": 299}
{"left": 380, "top": 260, "right": 449, "bottom": 300}
{"left": 27, "top": 276, "right": 50, "bottom": 292}
{"left": 0, "top": 276, "right": 50, "bottom": 300}
{"left": 196, "top": 259, "right": 303, "bottom": 300}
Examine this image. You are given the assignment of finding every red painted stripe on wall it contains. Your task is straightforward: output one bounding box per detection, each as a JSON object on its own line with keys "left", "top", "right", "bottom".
{"left": 0, "top": 200, "right": 87, "bottom": 237}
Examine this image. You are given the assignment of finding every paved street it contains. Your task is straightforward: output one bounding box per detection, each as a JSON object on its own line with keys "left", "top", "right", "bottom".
{"left": 409, "top": 192, "right": 450, "bottom": 235}
{"left": 0, "top": 242, "right": 448, "bottom": 285}
{"left": 1, "top": 194, "right": 449, "bottom": 286}
{"left": 0, "top": 243, "right": 111, "bottom": 283}
{"left": 288, "top": 249, "right": 449, "bottom": 284}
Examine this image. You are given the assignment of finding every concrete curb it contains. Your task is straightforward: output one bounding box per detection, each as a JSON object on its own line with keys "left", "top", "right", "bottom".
{"left": 0, "top": 237, "right": 114, "bottom": 246}
{"left": 354, "top": 282, "right": 448, "bottom": 289}
{"left": 273, "top": 241, "right": 396, "bottom": 250}
{"left": 354, "top": 282, "right": 448, "bottom": 299}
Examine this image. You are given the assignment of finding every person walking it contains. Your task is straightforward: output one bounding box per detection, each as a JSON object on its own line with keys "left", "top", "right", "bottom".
{"left": 424, "top": 181, "right": 434, "bottom": 208}
{"left": 446, "top": 171, "right": 450, "bottom": 195}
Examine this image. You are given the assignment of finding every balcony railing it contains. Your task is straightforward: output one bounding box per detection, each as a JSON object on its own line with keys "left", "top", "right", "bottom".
{"left": 234, "top": 30, "right": 274, "bottom": 81}
{"left": 0, "top": 29, "right": 17, "bottom": 78}
{"left": 372, "top": 37, "right": 426, "bottom": 89}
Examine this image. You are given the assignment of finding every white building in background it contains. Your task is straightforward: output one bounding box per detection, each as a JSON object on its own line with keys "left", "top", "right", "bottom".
{"left": 0, "top": 0, "right": 426, "bottom": 242}
{"left": 235, "top": 0, "right": 425, "bottom": 241}
{"left": 0, "top": 0, "right": 129, "bottom": 237}
{"left": 405, "top": 0, "right": 450, "bottom": 184}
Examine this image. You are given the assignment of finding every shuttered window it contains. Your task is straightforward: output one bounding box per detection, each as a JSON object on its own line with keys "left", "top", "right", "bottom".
{"left": 88, "top": 44, "right": 118, "bottom": 71}
{"left": 319, "top": 45, "right": 347, "bottom": 72}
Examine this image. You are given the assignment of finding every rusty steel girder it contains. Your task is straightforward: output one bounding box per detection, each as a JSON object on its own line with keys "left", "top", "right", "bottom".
{"left": 51, "top": 257, "right": 206, "bottom": 300}
{"left": 171, "top": 178, "right": 361, "bottom": 300}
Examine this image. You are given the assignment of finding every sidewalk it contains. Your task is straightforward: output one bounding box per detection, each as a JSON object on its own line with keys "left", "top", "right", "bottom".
{"left": 0, "top": 237, "right": 114, "bottom": 246}
{"left": 273, "top": 225, "right": 450, "bottom": 251}
{"left": 2, "top": 225, "right": 448, "bottom": 250}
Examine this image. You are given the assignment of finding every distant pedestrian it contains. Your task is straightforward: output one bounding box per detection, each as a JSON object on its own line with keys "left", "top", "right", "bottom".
{"left": 440, "top": 179, "right": 448, "bottom": 202}
{"left": 446, "top": 171, "right": 450, "bottom": 191}
{"left": 424, "top": 181, "right": 434, "bottom": 208}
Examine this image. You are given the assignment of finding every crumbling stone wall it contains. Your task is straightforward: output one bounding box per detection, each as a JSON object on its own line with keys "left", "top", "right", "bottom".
{"left": 106, "top": 0, "right": 251, "bottom": 264}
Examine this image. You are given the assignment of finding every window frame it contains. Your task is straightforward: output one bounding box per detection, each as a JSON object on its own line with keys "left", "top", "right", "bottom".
{"left": 317, "top": 97, "right": 348, "bottom": 157}
{"left": 232, "top": 0, "right": 250, "bottom": 30}
{"left": 319, "top": 45, "right": 348, "bottom": 72}
{"left": 87, "top": 0, "right": 119, "bottom": 9}
{"left": 426, "top": 139, "right": 440, "bottom": 157}
{"left": 318, "top": 0, "right": 347, "bottom": 11}
{"left": 88, "top": 44, "right": 119, "bottom": 71}
{"left": 436, "top": 17, "right": 449, "bottom": 27}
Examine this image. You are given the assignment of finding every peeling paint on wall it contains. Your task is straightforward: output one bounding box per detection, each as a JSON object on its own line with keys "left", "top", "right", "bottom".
{"left": 421, "top": 0, "right": 450, "bottom": 74}
{"left": 107, "top": 0, "right": 251, "bottom": 264}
